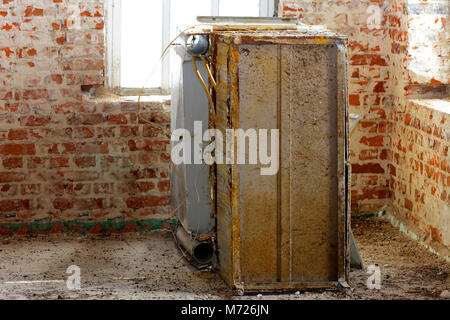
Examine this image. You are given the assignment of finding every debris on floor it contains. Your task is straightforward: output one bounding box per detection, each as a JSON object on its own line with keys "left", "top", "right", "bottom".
{"left": 0, "top": 218, "right": 448, "bottom": 300}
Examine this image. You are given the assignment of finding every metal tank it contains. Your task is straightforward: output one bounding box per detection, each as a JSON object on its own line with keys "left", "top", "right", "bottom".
{"left": 209, "top": 24, "right": 350, "bottom": 293}
{"left": 171, "top": 19, "right": 350, "bottom": 291}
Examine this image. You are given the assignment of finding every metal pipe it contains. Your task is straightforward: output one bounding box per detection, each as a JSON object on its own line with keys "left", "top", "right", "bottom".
{"left": 191, "top": 57, "right": 216, "bottom": 125}
{"left": 175, "top": 226, "right": 214, "bottom": 265}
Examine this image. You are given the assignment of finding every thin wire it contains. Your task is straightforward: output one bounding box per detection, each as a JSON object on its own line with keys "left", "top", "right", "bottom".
{"left": 136, "top": 25, "right": 201, "bottom": 221}
{"left": 168, "top": 162, "right": 189, "bottom": 218}
{"left": 137, "top": 25, "right": 202, "bottom": 126}
{"left": 135, "top": 24, "right": 217, "bottom": 248}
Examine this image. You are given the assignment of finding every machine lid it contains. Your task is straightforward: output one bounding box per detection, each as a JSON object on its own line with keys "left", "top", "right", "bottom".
{"left": 196, "top": 16, "right": 300, "bottom": 25}
{"left": 196, "top": 16, "right": 302, "bottom": 30}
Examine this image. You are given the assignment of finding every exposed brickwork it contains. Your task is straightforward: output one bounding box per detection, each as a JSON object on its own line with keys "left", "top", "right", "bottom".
{"left": 390, "top": 99, "right": 449, "bottom": 247}
{"left": 281, "top": 0, "right": 449, "bottom": 250}
{"left": 0, "top": 0, "right": 447, "bottom": 247}
{"left": 0, "top": 0, "right": 171, "bottom": 233}
{"left": 388, "top": 0, "right": 449, "bottom": 97}
{"left": 281, "top": 0, "right": 392, "bottom": 215}
{"left": 388, "top": 0, "right": 449, "bottom": 249}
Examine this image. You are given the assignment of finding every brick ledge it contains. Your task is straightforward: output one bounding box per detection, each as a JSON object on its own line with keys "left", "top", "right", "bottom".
{"left": 408, "top": 98, "right": 450, "bottom": 115}
{"left": 385, "top": 211, "right": 450, "bottom": 263}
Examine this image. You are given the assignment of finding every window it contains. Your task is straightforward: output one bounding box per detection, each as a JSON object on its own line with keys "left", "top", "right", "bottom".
{"left": 106, "top": 0, "right": 276, "bottom": 95}
{"left": 406, "top": 0, "right": 448, "bottom": 87}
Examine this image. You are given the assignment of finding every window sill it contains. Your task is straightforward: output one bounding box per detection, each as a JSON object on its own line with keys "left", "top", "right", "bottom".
{"left": 84, "top": 86, "right": 171, "bottom": 105}
{"left": 408, "top": 98, "right": 450, "bottom": 115}
{"left": 120, "top": 95, "right": 171, "bottom": 104}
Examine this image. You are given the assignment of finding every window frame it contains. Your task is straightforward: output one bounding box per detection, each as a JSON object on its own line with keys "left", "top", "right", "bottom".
{"left": 106, "top": 0, "right": 276, "bottom": 96}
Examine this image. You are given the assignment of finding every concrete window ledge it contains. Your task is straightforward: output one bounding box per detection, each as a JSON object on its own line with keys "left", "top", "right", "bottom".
{"left": 77, "top": 87, "right": 172, "bottom": 114}
{"left": 85, "top": 93, "right": 171, "bottom": 105}
{"left": 84, "top": 87, "right": 171, "bottom": 105}
{"left": 403, "top": 98, "right": 450, "bottom": 142}
{"left": 408, "top": 98, "right": 450, "bottom": 115}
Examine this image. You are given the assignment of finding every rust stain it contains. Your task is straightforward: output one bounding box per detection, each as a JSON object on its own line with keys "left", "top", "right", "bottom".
{"left": 314, "top": 37, "right": 328, "bottom": 44}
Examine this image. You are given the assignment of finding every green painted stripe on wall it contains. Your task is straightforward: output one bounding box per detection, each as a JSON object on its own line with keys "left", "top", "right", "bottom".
{"left": 0, "top": 217, "right": 179, "bottom": 236}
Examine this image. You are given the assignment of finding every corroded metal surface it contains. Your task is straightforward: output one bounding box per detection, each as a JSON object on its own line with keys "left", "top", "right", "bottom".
{"left": 238, "top": 45, "right": 279, "bottom": 282}
{"left": 337, "top": 42, "right": 350, "bottom": 281}
{"left": 283, "top": 44, "right": 339, "bottom": 282}
{"left": 215, "top": 39, "right": 235, "bottom": 287}
{"left": 213, "top": 30, "right": 349, "bottom": 292}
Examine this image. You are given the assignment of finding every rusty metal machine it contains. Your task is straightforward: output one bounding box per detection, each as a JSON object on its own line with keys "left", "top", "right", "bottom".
{"left": 173, "top": 17, "right": 350, "bottom": 293}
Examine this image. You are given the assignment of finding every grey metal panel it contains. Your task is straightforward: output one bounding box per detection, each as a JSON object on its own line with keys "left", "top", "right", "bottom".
{"left": 171, "top": 53, "right": 214, "bottom": 237}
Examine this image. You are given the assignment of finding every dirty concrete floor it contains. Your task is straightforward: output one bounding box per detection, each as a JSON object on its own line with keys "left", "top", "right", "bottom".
{"left": 0, "top": 218, "right": 448, "bottom": 300}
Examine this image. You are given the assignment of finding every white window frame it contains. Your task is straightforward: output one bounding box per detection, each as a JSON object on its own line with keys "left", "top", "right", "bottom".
{"left": 106, "top": 0, "right": 275, "bottom": 96}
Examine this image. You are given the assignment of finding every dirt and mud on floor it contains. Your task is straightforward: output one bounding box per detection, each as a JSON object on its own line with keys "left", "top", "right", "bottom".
{"left": 0, "top": 218, "right": 448, "bottom": 300}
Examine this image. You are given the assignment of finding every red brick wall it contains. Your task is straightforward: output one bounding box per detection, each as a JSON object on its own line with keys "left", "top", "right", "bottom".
{"left": 390, "top": 99, "right": 449, "bottom": 248}
{"left": 0, "top": 0, "right": 171, "bottom": 233}
{"left": 280, "top": 0, "right": 450, "bottom": 248}
{"left": 0, "top": 0, "right": 447, "bottom": 245}
{"left": 281, "top": 0, "right": 449, "bottom": 251}
{"left": 388, "top": 0, "right": 448, "bottom": 99}
{"left": 281, "top": 0, "right": 392, "bottom": 215}
{"left": 388, "top": 0, "right": 449, "bottom": 249}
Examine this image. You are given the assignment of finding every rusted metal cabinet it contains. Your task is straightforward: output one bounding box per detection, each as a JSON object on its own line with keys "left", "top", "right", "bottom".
{"left": 212, "top": 29, "right": 350, "bottom": 293}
